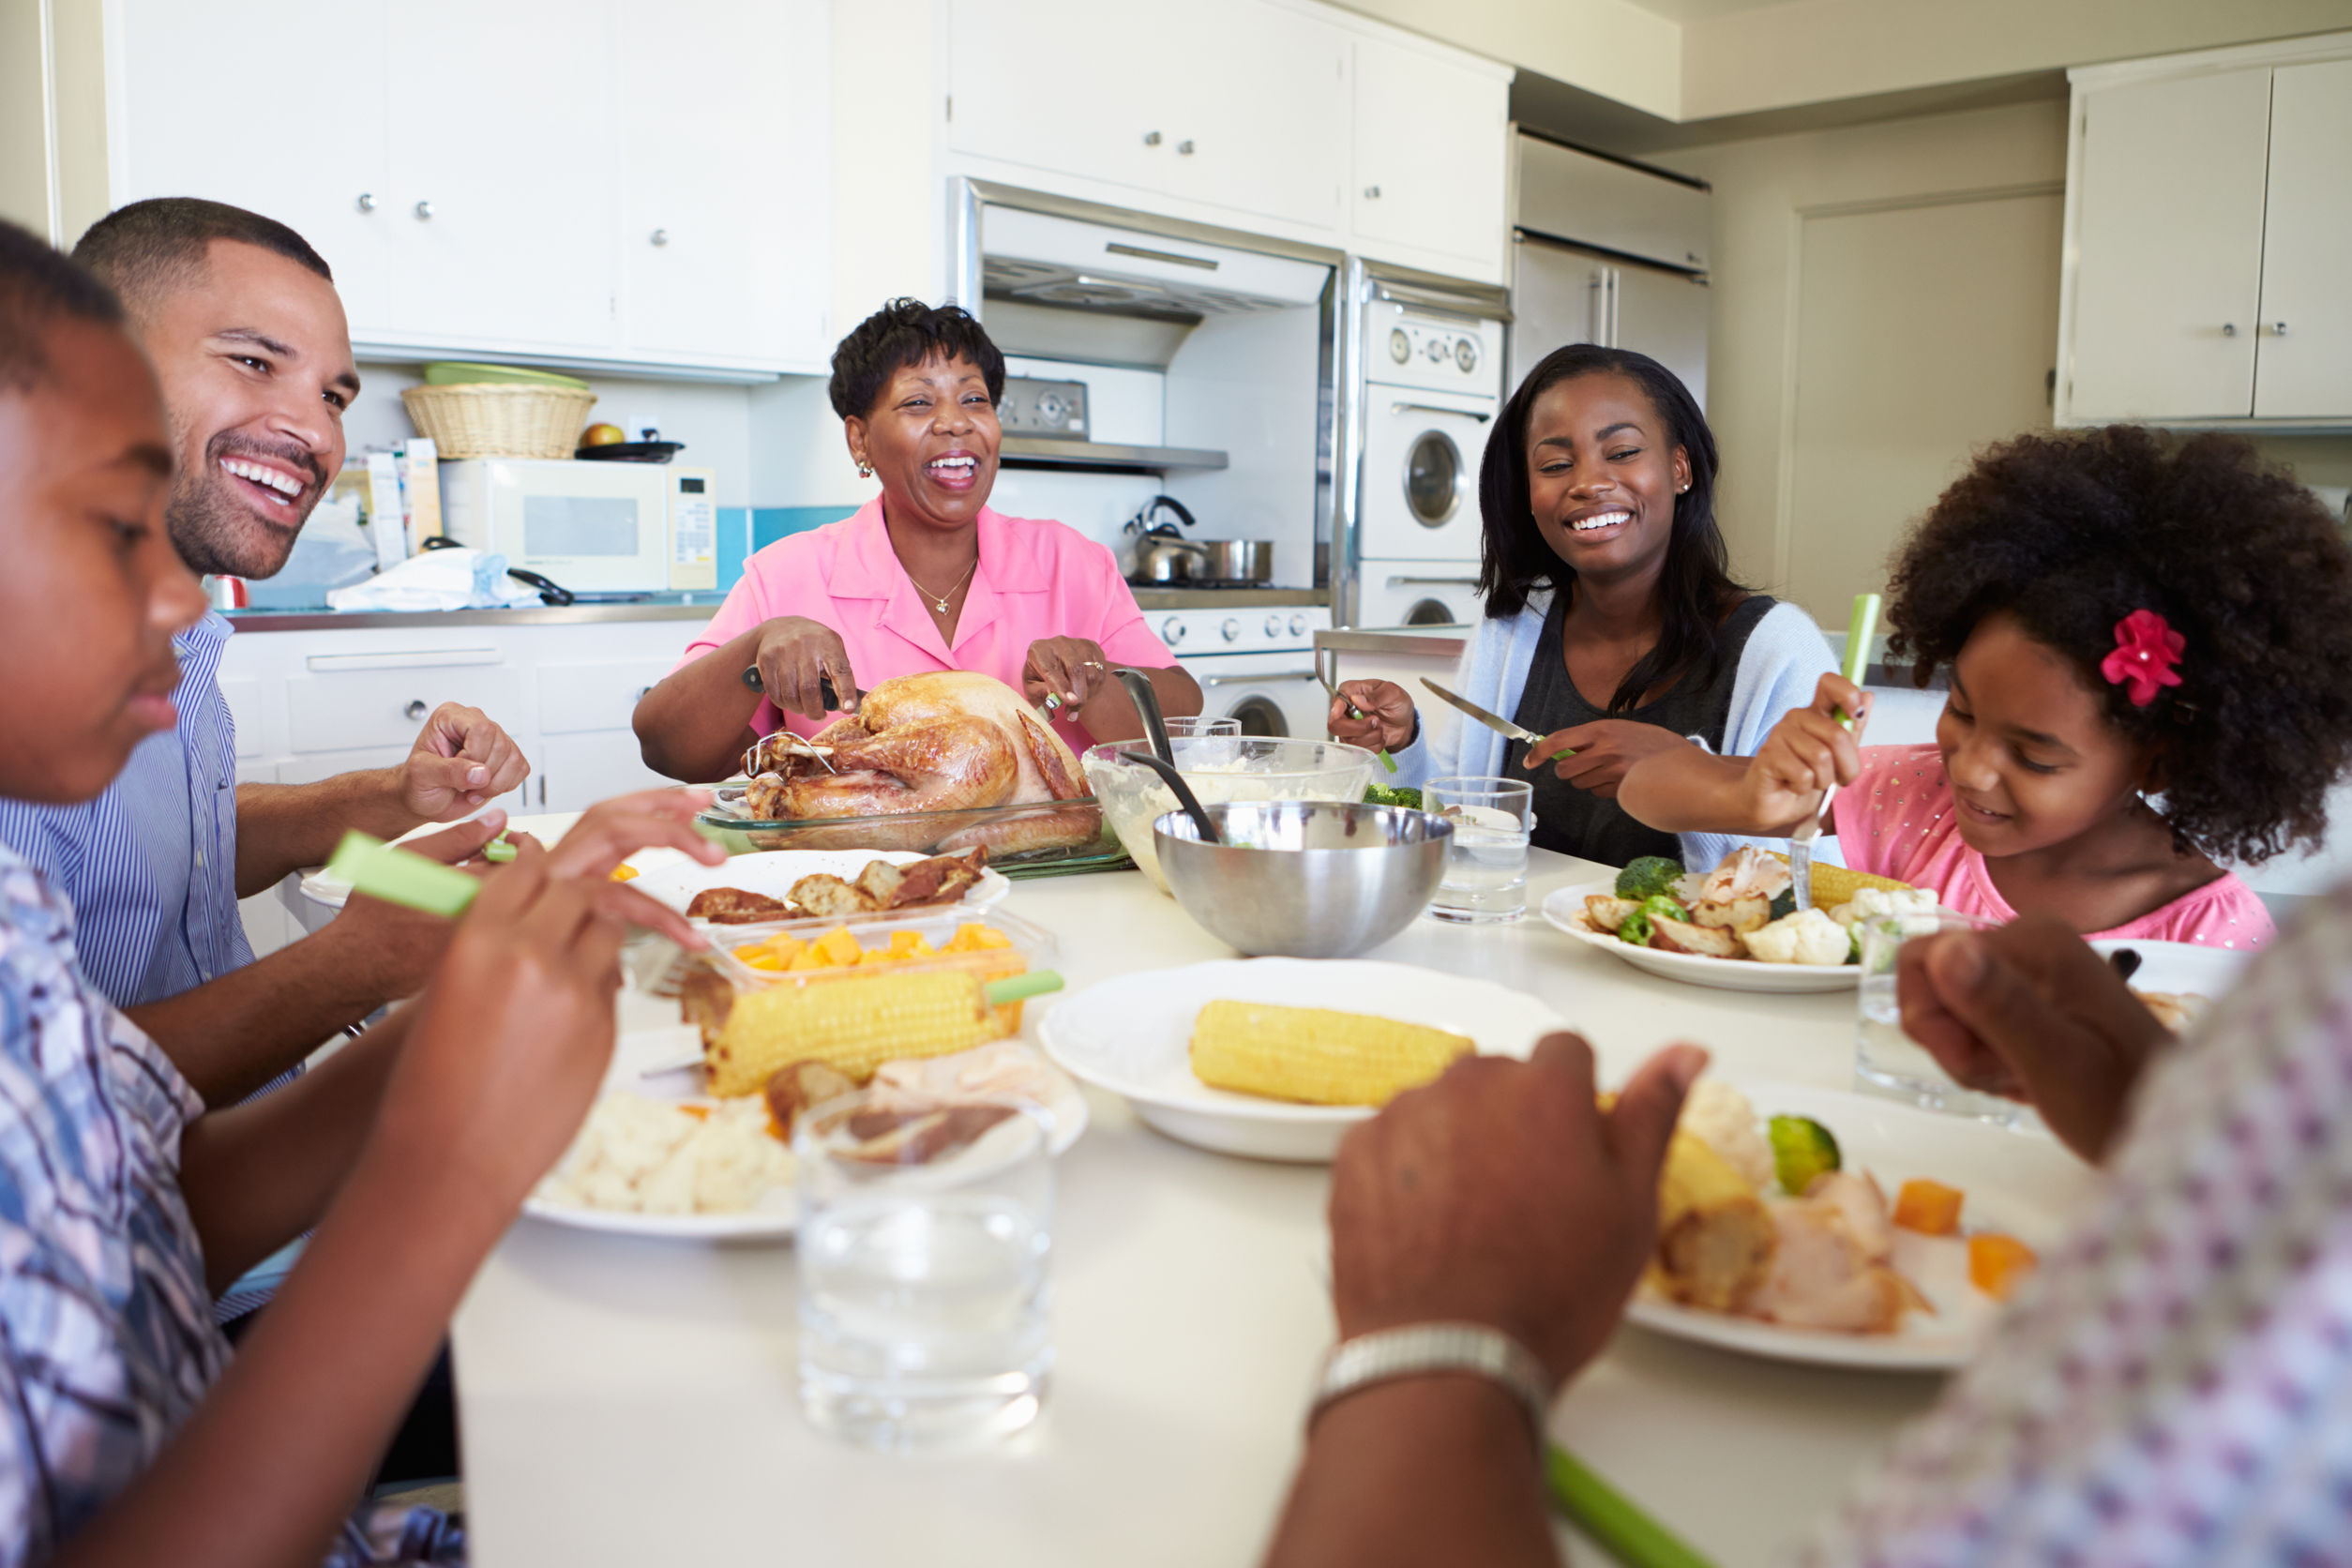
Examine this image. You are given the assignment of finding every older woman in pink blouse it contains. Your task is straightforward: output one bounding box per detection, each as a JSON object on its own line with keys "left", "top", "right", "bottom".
{"left": 634, "top": 299, "right": 1201, "bottom": 782}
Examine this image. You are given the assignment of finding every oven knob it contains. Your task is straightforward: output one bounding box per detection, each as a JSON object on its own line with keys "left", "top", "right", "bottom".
{"left": 1426, "top": 338, "right": 1444, "bottom": 363}
{"left": 1264, "top": 613, "right": 1284, "bottom": 637}
{"left": 1388, "top": 328, "right": 1410, "bottom": 364}
{"left": 1456, "top": 338, "right": 1479, "bottom": 373}
{"left": 1289, "top": 613, "right": 1309, "bottom": 637}
{"left": 1160, "top": 616, "right": 1186, "bottom": 645}
{"left": 1220, "top": 617, "right": 1242, "bottom": 642}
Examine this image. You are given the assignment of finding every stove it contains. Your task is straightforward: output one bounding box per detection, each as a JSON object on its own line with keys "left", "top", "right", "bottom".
{"left": 1148, "top": 602, "right": 1334, "bottom": 738}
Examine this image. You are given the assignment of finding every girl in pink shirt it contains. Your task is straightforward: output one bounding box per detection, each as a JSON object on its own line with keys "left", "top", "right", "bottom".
{"left": 1621, "top": 427, "right": 2352, "bottom": 949}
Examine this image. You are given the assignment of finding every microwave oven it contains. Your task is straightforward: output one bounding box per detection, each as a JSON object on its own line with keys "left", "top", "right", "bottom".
{"left": 438, "top": 458, "right": 717, "bottom": 594}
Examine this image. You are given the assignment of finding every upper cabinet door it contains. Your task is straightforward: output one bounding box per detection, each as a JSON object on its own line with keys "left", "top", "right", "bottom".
{"left": 1349, "top": 34, "right": 1509, "bottom": 279}
{"left": 947, "top": 0, "right": 1166, "bottom": 195}
{"left": 111, "top": 0, "right": 393, "bottom": 332}
{"left": 2068, "top": 67, "right": 2271, "bottom": 421}
{"left": 382, "top": 0, "right": 619, "bottom": 354}
{"left": 2253, "top": 58, "right": 2352, "bottom": 419}
{"left": 617, "top": 0, "right": 830, "bottom": 369}
{"left": 1157, "top": 0, "right": 1347, "bottom": 233}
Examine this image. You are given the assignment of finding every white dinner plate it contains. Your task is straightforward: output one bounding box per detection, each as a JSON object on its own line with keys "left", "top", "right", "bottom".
{"left": 520, "top": 1020, "right": 1089, "bottom": 1243}
{"left": 1543, "top": 881, "right": 1862, "bottom": 993}
{"left": 627, "top": 848, "right": 1010, "bottom": 924}
{"left": 2089, "top": 938, "right": 2252, "bottom": 1004}
{"left": 1039, "top": 958, "right": 1566, "bottom": 1162}
{"left": 1623, "top": 1080, "right": 2099, "bottom": 1370}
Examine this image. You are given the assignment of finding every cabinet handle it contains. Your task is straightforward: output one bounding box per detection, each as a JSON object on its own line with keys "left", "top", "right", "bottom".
{"left": 403, "top": 700, "right": 429, "bottom": 721}
{"left": 1364, "top": 185, "right": 1380, "bottom": 199}
{"left": 1177, "top": 139, "right": 1195, "bottom": 156}
{"left": 355, "top": 192, "right": 377, "bottom": 213}
{"left": 2269, "top": 321, "right": 2288, "bottom": 336}
{"left": 2221, "top": 322, "right": 2237, "bottom": 337}
{"left": 651, "top": 228, "right": 669, "bottom": 247}
{"left": 414, "top": 200, "right": 434, "bottom": 220}
{"left": 1143, "top": 130, "right": 1162, "bottom": 146}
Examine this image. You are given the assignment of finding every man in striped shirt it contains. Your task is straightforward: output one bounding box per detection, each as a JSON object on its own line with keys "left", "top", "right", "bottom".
{"left": 0, "top": 199, "right": 529, "bottom": 1109}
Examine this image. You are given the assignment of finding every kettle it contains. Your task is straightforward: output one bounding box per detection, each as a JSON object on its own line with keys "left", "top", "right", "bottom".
{"left": 1123, "top": 494, "right": 1209, "bottom": 584}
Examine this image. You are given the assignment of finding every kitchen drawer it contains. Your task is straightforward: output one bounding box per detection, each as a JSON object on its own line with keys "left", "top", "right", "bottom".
{"left": 539, "top": 660, "right": 678, "bottom": 736}
{"left": 285, "top": 661, "right": 526, "bottom": 755}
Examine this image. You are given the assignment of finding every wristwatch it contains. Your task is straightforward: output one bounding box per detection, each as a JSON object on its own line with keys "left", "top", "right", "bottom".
{"left": 1309, "top": 1322, "right": 1553, "bottom": 1448}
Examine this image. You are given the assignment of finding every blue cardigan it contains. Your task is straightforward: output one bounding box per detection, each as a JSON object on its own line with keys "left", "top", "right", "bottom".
{"left": 1387, "top": 589, "right": 1839, "bottom": 873}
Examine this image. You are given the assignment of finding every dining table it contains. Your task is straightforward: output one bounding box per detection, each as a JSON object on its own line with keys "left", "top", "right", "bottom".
{"left": 445, "top": 826, "right": 1985, "bottom": 1567}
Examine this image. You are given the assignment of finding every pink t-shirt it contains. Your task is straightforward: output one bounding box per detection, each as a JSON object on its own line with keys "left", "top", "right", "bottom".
{"left": 1829, "top": 743, "right": 2273, "bottom": 951}
{"left": 674, "top": 499, "right": 1175, "bottom": 752}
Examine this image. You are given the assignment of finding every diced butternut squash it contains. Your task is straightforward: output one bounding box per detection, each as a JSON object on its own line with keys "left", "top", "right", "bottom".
{"left": 1968, "top": 1232, "right": 2037, "bottom": 1301}
{"left": 1893, "top": 1179, "right": 1965, "bottom": 1236}
{"left": 610, "top": 865, "right": 639, "bottom": 882}
{"left": 812, "top": 927, "right": 864, "bottom": 967}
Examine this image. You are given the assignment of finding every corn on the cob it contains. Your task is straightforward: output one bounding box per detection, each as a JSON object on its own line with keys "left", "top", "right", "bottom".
{"left": 1762, "top": 852, "right": 1914, "bottom": 911}
{"left": 1653, "top": 1128, "right": 1776, "bottom": 1310}
{"left": 705, "top": 970, "right": 1003, "bottom": 1097}
{"left": 1188, "top": 1000, "right": 1472, "bottom": 1107}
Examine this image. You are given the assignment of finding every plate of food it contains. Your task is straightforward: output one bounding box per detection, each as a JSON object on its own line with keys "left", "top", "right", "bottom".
{"left": 1039, "top": 959, "right": 1566, "bottom": 1162}
{"left": 2089, "top": 938, "right": 2248, "bottom": 1033}
{"left": 626, "top": 847, "right": 1011, "bottom": 927}
{"left": 1623, "top": 1077, "right": 2098, "bottom": 1369}
{"left": 1543, "top": 849, "right": 1939, "bottom": 993}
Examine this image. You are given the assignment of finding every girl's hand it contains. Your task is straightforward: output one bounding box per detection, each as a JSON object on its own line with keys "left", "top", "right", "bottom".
{"left": 1023, "top": 637, "right": 1111, "bottom": 715}
{"left": 1744, "top": 673, "right": 1871, "bottom": 828}
{"left": 372, "top": 841, "right": 629, "bottom": 1211}
{"left": 541, "top": 787, "right": 725, "bottom": 949}
{"left": 751, "top": 616, "right": 859, "bottom": 719}
{"left": 1329, "top": 680, "right": 1416, "bottom": 752}
{"left": 1525, "top": 721, "right": 1691, "bottom": 801}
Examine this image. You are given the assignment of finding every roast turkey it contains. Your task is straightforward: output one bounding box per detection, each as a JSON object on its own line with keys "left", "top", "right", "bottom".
{"left": 741, "top": 671, "right": 1101, "bottom": 855}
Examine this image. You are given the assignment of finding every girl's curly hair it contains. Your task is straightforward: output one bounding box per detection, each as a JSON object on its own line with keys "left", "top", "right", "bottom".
{"left": 1886, "top": 425, "right": 2352, "bottom": 866}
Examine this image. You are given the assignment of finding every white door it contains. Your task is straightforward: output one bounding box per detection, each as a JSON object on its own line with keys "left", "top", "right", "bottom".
{"left": 2067, "top": 67, "right": 2272, "bottom": 421}
{"left": 1349, "top": 34, "right": 1509, "bottom": 275}
{"left": 382, "top": 0, "right": 619, "bottom": 353}
{"left": 1158, "top": 0, "right": 1347, "bottom": 233}
{"left": 946, "top": 0, "right": 1166, "bottom": 196}
{"left": 618, "top": 0, "right": 829, "bottom": 369}
{"left": 2253, "top": 58, "right": 2352, "bottom": 419}
{"left": 111, "top": 0, "right": 393, "bottom": 331}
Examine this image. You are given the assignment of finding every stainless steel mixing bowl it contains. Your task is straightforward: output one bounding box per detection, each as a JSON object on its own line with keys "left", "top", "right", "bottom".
{"left": 1153, "top": 801, "right": 1451, "bottom": 958}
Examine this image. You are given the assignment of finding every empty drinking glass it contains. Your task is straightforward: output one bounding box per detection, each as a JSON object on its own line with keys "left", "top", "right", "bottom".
{"left": 1855, "top": 910, "right": 2023, "bottom": 1124}
{"left": 1159, "top": 716, "right": 1242, "bottom": 738}
{"left": 1424, "top": 776, "right": 1533, "bottom": 924}
{"left": 796, "top": 1093, "right": 1055, "bottom": 1451}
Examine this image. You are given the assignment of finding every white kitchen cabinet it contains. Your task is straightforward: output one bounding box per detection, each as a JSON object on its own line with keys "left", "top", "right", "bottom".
{"left": 1349, "top": 33, "right": 1510, "bottom": 279}
{"left": 102, "top": 0, "right": 830, "bottom": 377}
{"left": 2059, "top": 33, "right": 2352, "bottom": 429}
{"left": 2251, "top": 58, "right": 2352, "bottom": 419}
{"left": 1156, "top": 0, "right": 1348, "bottom": 232}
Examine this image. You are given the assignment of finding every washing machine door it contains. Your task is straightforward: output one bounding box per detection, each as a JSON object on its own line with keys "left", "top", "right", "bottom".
{"left": 1404, "top": 429, "right": 1469, "bottom": 530}
{"left": 1357, "top": 386, "right": 1496, "bottom": 561}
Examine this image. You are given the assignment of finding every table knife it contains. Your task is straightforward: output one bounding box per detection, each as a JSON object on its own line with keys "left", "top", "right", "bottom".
{"left": 1419, "top": 678, "right": 1561, "bottom": 754}
{"left": 1789, "top": 593, "right": 1882, "bottom": 913}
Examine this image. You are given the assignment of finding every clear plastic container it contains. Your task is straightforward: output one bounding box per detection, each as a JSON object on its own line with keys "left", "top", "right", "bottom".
{"left": 1080, "top": 736, "right": 1380, "bottom": 895}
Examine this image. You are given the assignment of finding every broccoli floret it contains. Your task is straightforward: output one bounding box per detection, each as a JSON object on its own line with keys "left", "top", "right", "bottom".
{"left": 1614, "top": 855, "right": 1684, "bottom": 901}
{"left": 1618, "top": 911, "right": 1653, "bottom": 947}
{"left": 1769, "top": 1115, "right": 1842, "bottom": 1194}
{"left": 1638, "top": 894, "right": 1689, "bottom": 927}
{"left": 1770, "top": 886, "right": 1797, "bottom": 921}
{"left": 1363, "top": 783, "right": 1424, "bottom": 810}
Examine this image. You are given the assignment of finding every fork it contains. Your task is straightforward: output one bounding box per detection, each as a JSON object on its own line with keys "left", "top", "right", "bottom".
{"left": 1316, "top": 668, "right": 1397, "bottom": 774}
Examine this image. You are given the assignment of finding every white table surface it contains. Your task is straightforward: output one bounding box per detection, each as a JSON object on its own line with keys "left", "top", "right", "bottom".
{"left": 450, "top": 830, "right": 1957, "bottom": 1567}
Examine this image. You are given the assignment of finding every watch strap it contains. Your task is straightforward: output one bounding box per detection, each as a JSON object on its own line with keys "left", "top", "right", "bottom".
{"left": 1309, "top": 1322, "right": 1553, "bottom": 1448}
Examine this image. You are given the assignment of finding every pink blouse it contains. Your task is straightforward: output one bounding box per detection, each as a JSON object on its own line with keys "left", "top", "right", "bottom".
{"left": 674, "top": 499, "right": 1175, "bottom": 752}
{"left": 1829, "top": 744, "right": 2273, "bottom": 950}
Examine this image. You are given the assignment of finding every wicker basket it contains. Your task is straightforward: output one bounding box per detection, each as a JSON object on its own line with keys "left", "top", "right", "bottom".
{"left": 400, "top": 382, "right": 598, "bottom": 460}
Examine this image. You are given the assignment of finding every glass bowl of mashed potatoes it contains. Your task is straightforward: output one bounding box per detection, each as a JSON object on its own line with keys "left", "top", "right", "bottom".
{"left": 1081, "top": 736, "right": 1380, "bottom": 895}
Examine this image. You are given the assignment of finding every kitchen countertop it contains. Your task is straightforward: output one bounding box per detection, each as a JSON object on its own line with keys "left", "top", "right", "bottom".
{"left": 444, "top": 831, "right": 1955, "bottom": 1568}
{"left": 1314, "top": 626, "right": 1470, "bottom": 656}
{"left": 224, "top": 595, "right": 727, "bottom": 632}
{"left": 1127, "top": 585, "right": 1325, "bottom": 611}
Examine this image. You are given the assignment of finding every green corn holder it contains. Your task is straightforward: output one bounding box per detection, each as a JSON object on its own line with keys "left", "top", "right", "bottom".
{"left": 1834, "top": 592, "right": 1882, "bottom": 730}
{"left": 326, "top": 830, "right": 481, "bottom": 918}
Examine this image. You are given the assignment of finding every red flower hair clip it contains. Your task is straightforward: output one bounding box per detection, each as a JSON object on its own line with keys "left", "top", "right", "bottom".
{"left": 2101, "top": 609, "right": 2184, "bottom": 706}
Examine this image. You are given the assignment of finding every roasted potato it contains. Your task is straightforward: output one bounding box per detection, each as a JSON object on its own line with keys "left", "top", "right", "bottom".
{"left": 1649, "top": 914, "right": 1741, "bottom": 958}
{"left": 1692, "top": 896, "right": 1772, "bottom": 935}
{"left": 1585, "top": 895, "right": 1641, "bottom": 933}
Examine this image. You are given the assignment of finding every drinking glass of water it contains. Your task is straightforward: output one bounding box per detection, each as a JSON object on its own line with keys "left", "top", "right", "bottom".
{"left": 1855, "top": 910, "right": 2023, "bottom": 1125}
{"left": 1424, "top": 776, "right": 1533, "bottom": 924}
{"left": 796, "top": 1093, "right": 1055, "bottom": 1452}
{"left": 1160, "top": 716, "right": 1243, "bottom": 737}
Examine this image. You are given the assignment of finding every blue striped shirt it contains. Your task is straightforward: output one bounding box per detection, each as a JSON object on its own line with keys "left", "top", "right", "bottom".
{"left": 0, "top": 612, "right": 252, "bottom": 1008}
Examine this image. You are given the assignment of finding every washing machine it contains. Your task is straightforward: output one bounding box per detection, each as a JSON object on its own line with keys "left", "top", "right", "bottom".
{"left": 1353, "top": 563, "right": 1482, "bottom": 629}
{"left": 1354, "top": 298, "right": 1504, "bottom": 565}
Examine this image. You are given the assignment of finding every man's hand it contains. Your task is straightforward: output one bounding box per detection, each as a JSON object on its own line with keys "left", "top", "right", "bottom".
{"left": 1329, "top": 680, "right": 1417, "bottom": 753}
{"left": 400, "top": 702, "right": 531, "bottom": 821}
{"left": 1524, "top": 721, "right": 1693, "bottom": 801}
{"left": 1896, "top": 913, "right": 2173, "bottom": 1163}
{"left": 1330, "top": 1034, "right": 1706, "bottom": 1387}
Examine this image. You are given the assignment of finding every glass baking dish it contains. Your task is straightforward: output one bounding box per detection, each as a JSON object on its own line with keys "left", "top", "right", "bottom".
{"left": 699, "top": 787, "right": 1121, "bottom": 869}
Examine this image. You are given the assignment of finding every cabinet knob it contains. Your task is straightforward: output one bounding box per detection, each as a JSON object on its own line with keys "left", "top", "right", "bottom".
{"left": 355, "top": 192, "right": 377, "bottom": 213}
{"left": 1177, "top": 139, "right": 1195, "bottom": 156}
{"left": 2221, "top": 322, "right": 2237, "bottom": 337}
{"left": 2270, "top": 321, "right": 2288, "bottom": 337}
{"left": 414, "top": 200, "right": 434, "bottom": 220}
{"left": 1363, "top": 185, "right": 1380, "bottom": 199}
{"left": 1143, "top": 129, "right": 1162, "bottom": 146}
{"left": 650, "top": 228, "right": 669, "bottom": 247}
{"left": 403, "top": 699, "right": 428, "bottom": 721}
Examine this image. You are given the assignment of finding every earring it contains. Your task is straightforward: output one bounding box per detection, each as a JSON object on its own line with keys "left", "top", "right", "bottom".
{"left": 856, "top": 460, "right": 873, "bottom": 479}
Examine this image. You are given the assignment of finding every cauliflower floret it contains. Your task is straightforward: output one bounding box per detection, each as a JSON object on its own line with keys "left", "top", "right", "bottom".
{"left": 1827, "top": 885, "right": 1939, "bottom": 930}
{"left": 1678, "top": 1079, "right": 1772, "bottom": 1191}
{"left": 1742, "top": 908, "right": 1851, "bottom": 965}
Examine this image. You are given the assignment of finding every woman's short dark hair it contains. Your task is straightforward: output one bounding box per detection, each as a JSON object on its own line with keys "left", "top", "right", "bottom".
{"left": 1476, "top": 343, "right": 1743, "bottom": 714}
{"left": 1888, "top": 424, "right": 2352, "bottom": 865}
{"left": 828, "top": 298, "right": 1005, "bottom": 421}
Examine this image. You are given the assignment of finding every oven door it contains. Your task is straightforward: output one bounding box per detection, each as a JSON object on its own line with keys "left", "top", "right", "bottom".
{"left": 1181, "top": 651, "right": 1328, "bottom": 738}
{"left": 1356, "top": 385, "right": 1494, "bottom": 562}
{"left": 1354, "top": 560, "right": 1480, "bottom": 628}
